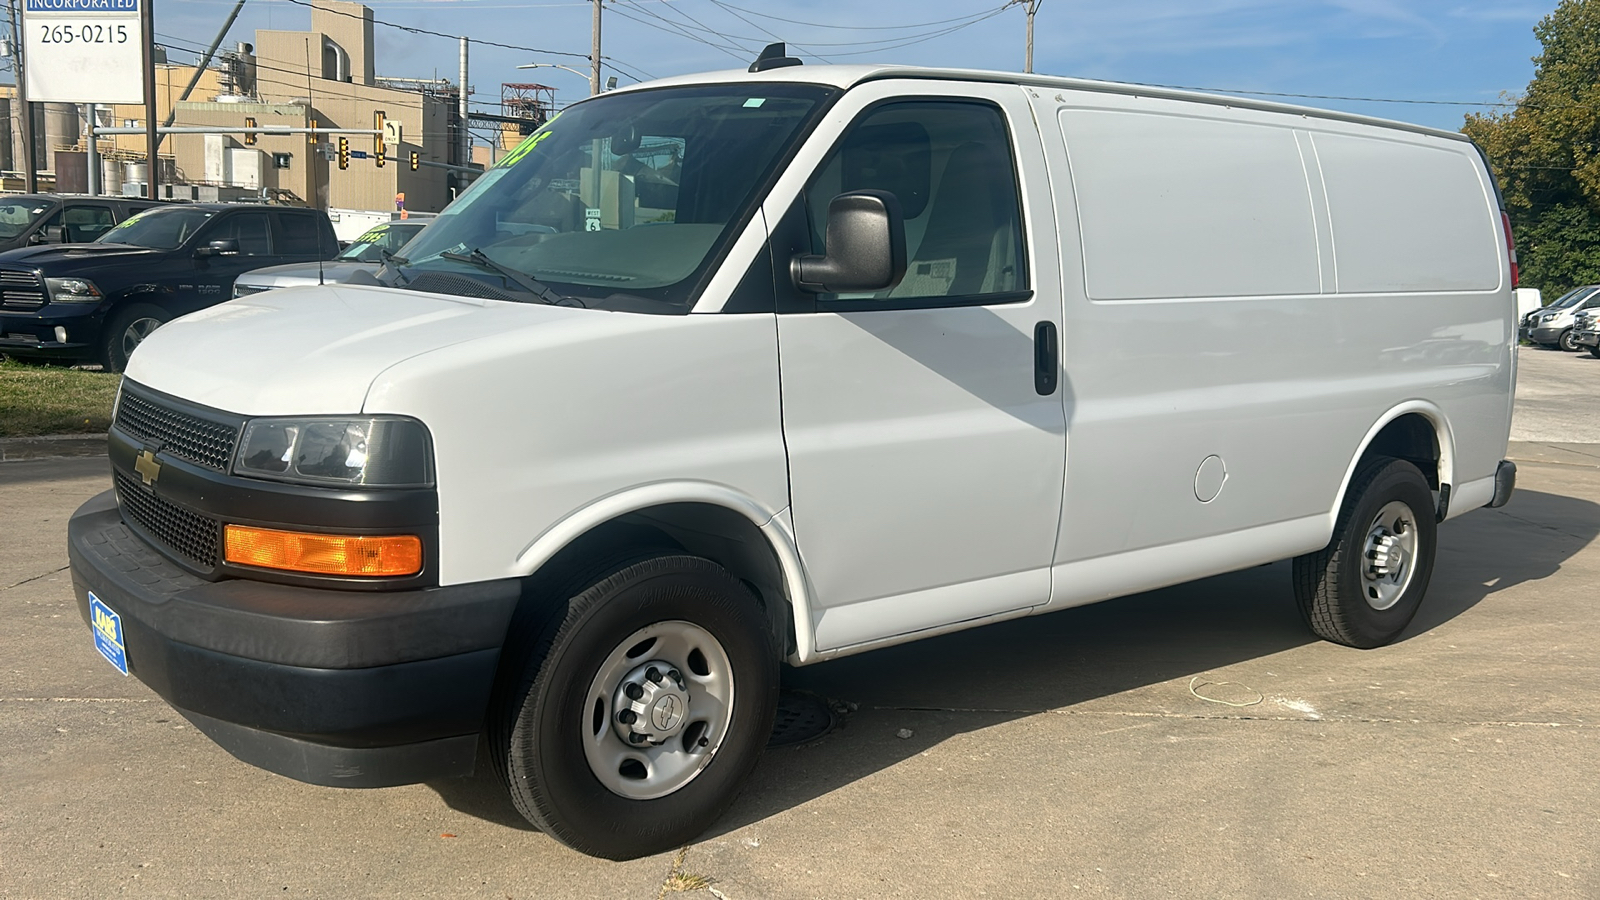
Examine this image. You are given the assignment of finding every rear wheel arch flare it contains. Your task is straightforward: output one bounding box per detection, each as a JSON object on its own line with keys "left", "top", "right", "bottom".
{"left": 1332, "top": 404, "right": 1454, "bottom": 524}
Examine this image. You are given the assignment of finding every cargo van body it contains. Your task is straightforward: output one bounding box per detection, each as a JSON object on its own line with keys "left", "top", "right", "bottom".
{"left": 68, "top": 64, "right": 1517, "bottom": 859}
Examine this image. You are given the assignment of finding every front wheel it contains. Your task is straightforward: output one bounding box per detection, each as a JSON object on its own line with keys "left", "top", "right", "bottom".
{"left": 1589, "top": 345, "right": 1600, "bottom": 359}
{"left": 1293, "top": 457, "right": 1438, "bottom": 648}
{"left": 1558, "top": 328, "right": 1580, "bottom": 352}
{"left": 99, "top": 303, "right": 170, "bottom": 372}
{"left": 492, "top": 555, "right": 778, "bottom": 860}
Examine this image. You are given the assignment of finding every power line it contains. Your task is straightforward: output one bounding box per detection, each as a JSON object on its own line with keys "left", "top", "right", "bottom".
{"left": 701, "top": 1, "right": 1011, "bottom": 32}
{"left": 277, "top": 0, "right": 592, "bottom": 60}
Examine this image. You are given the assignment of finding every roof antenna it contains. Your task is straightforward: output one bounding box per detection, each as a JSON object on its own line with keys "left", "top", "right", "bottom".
{"left": 305, "top": 38, "right": 326, "bottom": 286}
{"left": 749, "top": 43, "right": 803, "bottom": 73}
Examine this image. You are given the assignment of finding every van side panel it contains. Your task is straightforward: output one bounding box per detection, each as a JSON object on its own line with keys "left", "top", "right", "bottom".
{"left": 1062, "top": 109, "right": 1322, "bottom": 300}
{"left": 1028, "top": 89, "right": 1512, "bottom": 597}
{"left": 1313, "top": 132, "right": 1502, "bottom": 293}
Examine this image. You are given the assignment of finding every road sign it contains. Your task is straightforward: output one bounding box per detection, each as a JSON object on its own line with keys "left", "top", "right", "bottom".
{"left": 383, "top": 119, "right": 402, "bottom": 146}
{"left": 22, "top": 0, "right": 144, "bottom": 103}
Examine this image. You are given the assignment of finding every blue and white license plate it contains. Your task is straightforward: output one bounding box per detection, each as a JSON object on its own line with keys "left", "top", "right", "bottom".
{"left": 88, "top": 592, "right": 129, "bottom": 676}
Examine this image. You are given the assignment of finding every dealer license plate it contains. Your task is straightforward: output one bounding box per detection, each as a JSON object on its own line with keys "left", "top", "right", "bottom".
{"left": 88, "top": 592, "right": 128, "bottom": 676}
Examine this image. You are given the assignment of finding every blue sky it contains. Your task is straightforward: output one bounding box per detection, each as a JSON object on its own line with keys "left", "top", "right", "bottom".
{"left": 154, "top": 0, "right": 1554, "bottom": 132}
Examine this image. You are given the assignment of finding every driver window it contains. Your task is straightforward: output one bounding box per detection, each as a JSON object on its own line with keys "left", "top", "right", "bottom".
{"left": 62, "top": 205, "right": 115, "bottom": 242}
{"left": 804, "top": 101, "right": 1027, "bottom": 305}
{"left": 210, "top": 213, "right": 273, "bottom": 255}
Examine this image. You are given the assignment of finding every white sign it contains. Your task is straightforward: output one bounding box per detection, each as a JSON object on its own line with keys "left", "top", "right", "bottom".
{"left": 383, "top": 119, "right": 402, "bottom": 146}
{"left": 23, "top": 0, "right": 144, "bottom": 104}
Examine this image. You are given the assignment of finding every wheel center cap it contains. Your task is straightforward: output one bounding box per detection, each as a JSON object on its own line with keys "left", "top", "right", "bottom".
{"left": 612, "top": 659, "right": 691, "bottom": 745}
{"left": 651, "top": 694, "right": 684, "bottom": 731}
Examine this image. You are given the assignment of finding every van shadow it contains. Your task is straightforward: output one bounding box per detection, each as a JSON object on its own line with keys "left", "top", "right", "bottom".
{"left": 426, "top": 488, "right": 1600, "bottom": 839}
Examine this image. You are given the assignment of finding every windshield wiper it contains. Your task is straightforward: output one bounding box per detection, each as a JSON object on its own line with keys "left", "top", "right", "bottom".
{"left": 440, "top": 248, "right": 583, "bottom": 307}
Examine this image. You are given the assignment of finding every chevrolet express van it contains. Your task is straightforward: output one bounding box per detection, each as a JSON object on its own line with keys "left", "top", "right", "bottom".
{"left": 69, "top": 54, "right": 1518, "bottom": 860}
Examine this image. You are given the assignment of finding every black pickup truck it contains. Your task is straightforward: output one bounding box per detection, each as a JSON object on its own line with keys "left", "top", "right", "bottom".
{"left": 0, "top": 203, "right": 338, "bottom": 370}
{"left": 0, "top": 194, "right": 165, "bottom": 252}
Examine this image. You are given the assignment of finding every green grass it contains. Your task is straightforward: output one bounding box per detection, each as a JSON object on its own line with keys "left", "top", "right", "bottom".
{"left": 0, "top": 359, "right": 120, "bottom": 437}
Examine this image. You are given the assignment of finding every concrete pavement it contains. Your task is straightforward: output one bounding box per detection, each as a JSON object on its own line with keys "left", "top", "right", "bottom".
{"left": 3, "top": 385, "right": 1598, "bottom": 897}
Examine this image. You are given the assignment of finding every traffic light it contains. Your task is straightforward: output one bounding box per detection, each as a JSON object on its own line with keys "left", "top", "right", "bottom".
{"left": 244, "top": 116, "right": 257, "bottom": 145}
{"left": 409, "top": 151, "right": 419, "bottom": 172}
{"left": 375, "top": 145, "right": 385, "bottom": 168}
{"left": 337, "top": 137, "right": 349, "bottom": 170}
{"left": 308, "top": 119, "right": 318, "bottom": 147}
{"left": 373, "top": 109, "right": 386, "bottom": 159}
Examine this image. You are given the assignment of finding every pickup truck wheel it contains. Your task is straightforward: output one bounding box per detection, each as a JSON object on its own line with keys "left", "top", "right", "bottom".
{"left": 494, "top": 554, "right": 777, "bottom": 860}
{"left": 100, "top": 304, "right": 170, "bottom": 372}
{"left": 1558, "top": 328, "right": 1579, "bottom": 352}
{"left": 1589, "top": 345, "right": 1600, "bottom": 359}
{"left": 1293, "top": 457, "right": 1437, "bottom": 648}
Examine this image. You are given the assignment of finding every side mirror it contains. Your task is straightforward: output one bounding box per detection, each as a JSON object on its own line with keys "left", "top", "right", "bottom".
{"left": 45, "top": 225, "right": 68, "bottom": 244}
{"left": 791, "top": 190, "right": 907, "bottom": 294}
{"left": 195, "top": 238, "right": 240, "bottom": 258}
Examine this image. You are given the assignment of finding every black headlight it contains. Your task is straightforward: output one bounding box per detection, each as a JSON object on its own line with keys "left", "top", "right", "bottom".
{"left": 233, "top": 416, "right": 434, "bottom": 487}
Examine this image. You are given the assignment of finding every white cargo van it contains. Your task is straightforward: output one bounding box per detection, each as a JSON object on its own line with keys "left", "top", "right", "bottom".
{"left": 70, "top": 52, "right": 1518, "bottom": 860}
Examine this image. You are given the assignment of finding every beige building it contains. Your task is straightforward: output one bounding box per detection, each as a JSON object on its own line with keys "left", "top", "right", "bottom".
{"left": 3, "top": 0, "right": 469, "bottom": 212}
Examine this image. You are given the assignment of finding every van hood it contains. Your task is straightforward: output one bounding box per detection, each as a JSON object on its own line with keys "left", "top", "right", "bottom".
{"left": 235, "top": 261, "right": 376, "bottom": 290}
{"left": 123, "top": 284, "right": 589, "bottom": 415}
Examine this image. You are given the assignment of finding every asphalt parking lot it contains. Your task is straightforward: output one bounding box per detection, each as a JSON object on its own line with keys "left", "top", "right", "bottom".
{"left": 3, "top": 349, "right": 1598, "bottom": 899}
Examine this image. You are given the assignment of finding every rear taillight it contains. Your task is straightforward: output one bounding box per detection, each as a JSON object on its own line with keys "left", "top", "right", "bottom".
{"left": 1502, "top": 211, "right": 1519, "bottom": 288}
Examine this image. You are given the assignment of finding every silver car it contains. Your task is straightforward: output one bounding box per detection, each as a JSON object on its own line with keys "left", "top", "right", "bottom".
{"left": 1573, "top": 307, "right": 1600, "bottom": 358}
{"left": 1526, "top": 284, "right": 1600, "bottom": 351}
{"left": 233, "top": 220, "right": 429, "bottom": 297}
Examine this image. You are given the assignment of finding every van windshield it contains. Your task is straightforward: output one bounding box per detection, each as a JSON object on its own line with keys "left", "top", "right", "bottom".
{"left": 384, "top": 83, "right": 834, "bottom": 312}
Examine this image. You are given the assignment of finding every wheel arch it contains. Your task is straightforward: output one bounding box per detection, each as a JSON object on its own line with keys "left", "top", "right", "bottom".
{"left": 511, "top": 483, "right": 817, "bottom": 665}
{"left": 1329, "top": 402, "right": 1456, "bottom": 531}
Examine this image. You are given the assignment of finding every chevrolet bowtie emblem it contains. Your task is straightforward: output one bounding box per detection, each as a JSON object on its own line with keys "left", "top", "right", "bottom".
{"left": 134, "top": 449, "right": 161, "bottom": 486}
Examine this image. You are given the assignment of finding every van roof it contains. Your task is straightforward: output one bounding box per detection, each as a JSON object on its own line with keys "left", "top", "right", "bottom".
{"left": 618, "top": 64, "right": 1470, "bottom": 144}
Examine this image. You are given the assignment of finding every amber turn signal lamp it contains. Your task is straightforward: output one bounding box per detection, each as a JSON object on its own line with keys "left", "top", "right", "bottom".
{"left": 224, "top": 525, "right": 423, "bottom": 577}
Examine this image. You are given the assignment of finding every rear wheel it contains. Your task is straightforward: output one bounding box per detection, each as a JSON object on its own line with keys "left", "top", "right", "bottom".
{"left": 1293, "top": 457, "right": 1437, "bottom": 648}
{"left": 99, "top": 303, "right": 169, "bottom": 372}
{"left": 491, "top": 554, "right": 778, "bottom": 860}
{"left": 1558, "top": 328, "right": 1580, "bottom": 352}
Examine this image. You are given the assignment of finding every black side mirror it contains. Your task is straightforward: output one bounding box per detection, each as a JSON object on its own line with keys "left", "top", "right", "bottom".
{"left": 195, "top": 238, "right": 240, "bottom": 258}
{"left": 791, "top": 190, "right": 907, "bottom": 294}
{"left": 46, "top": 225, "right": 69, "bottom": 243}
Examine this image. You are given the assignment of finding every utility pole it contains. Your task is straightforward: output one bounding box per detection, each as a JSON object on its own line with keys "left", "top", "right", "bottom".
{"left": 458, "top": 36, "right": 469, "bottom": 167}
{"left": 8, "top": 0, "right": 35, "bottom": 192}
{"left": 141, "top": 0, "right": 158, "bottom": 199}
{"left": 589, "top": 0, "right": 601, "bottom": 96}
{"left": 1025, "top": 0, "right": 1039, "bottom": 74}
{"left": 86, "top": 103, "right": 97, "bottom": 195}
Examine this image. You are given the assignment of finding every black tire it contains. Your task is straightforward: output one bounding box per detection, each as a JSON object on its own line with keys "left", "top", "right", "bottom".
{"left": 490, "top": 554, "right": 778, "bottom": 860}
{"left": 1588, "top": 345, "right": 1600, "bottom": 359}
{"left": 1558, "top": 328, "right": 1579, "bottom": 352}
{"left": 1293, "top": 457, "right": 1437, "bottom": 649}
{"left": 99, "top": 303, "right": 170, "bottom": 373}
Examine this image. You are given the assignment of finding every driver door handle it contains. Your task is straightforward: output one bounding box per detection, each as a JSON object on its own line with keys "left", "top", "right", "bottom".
{"left": 1034, "top": 321, "right": 1058, "bottom": 396}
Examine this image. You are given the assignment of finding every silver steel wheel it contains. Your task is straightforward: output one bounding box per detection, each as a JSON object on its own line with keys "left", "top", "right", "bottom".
{"left": 120, "top": 316, "right": 163, "bottom": 357}
{"left": 581, "top": 620, "right": 734, "bottom": 801}
{"left": 1361, "top": 500, "right": 1418, "bottom": 611}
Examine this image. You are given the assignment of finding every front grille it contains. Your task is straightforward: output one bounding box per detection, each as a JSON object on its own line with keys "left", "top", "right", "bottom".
{"left": 114, "top": 470, "right": 219, "bottom": 568}
{"left": 0, "top": 268, "right": 45, "bottom": 311}
{"left": 114, "top": 389, "right": 240, "bottom": 471}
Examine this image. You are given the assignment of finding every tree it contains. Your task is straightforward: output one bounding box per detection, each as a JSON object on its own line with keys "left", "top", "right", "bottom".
{"left": 1463, "top": 0, "right": 1600, "bottom": 297}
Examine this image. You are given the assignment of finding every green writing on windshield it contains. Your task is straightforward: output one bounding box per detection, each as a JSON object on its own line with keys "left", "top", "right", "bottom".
{"left": 498, "top": 123, "right": 557, "bottom": 169}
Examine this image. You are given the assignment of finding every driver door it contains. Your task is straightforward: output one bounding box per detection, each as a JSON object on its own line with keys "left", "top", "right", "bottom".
{"left": 774, "top": 84, "right": 1066, "bottom": 652}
